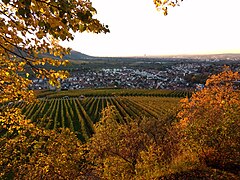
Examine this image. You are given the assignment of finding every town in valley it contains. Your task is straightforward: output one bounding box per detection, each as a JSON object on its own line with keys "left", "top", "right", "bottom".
{"left": 29, "top": 52, "right": 240, "bottom": 91}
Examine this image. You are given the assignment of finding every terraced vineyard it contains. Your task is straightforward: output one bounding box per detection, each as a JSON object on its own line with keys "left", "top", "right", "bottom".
{"left": 10, "top": 97, "right": 180, "bottom": 142}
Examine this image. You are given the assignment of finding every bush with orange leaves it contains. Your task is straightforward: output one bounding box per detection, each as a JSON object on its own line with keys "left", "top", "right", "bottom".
{"left": 178, "top": 68, "right": 240, "bottom": 172}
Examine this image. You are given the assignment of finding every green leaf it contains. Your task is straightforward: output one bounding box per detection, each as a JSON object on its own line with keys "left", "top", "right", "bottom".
{"left": 79, "top": 24, "right": 86, "bottom": 32}
{"left": 61, "top": 19, "right": 67, "bottom": 24}
{"left": 77, "top": 12, "right": 83, "bottom": 18}
{"left": 25, "top": 0, "right": 31, "bottom": 7}
{"left": 39, "top": 21, "right": 45, "bottom": 27}
{"left": 3, "top": 0, "right": 10, "bottom": 4}
{"left": 18, "top": 8, "right": 26, "bottom": 16}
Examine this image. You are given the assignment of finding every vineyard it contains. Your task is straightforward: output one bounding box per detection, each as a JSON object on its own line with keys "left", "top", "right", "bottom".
{"left": 35, "top": 88, "right": 192, "bottom": 98}
{"left": 9, "top": 96, "right": 180, "bottom": 142}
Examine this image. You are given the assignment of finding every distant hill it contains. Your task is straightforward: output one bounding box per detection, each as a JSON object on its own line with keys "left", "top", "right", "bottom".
{"left": 40, "top": 50, "right": 95, "bottom": 60}
{"left": 12, "top": 47, "right": 95, "bottom": 60}
{"left": 62, "top": 50, "right": 95, "bottom": 60}
{"left": 14, "top": 47, "right": 240, "bottom": 62}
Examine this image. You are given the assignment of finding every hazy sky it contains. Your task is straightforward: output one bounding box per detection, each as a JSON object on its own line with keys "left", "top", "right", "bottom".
{"left": 61, "top": 0, "right": 240, "bottom": 57}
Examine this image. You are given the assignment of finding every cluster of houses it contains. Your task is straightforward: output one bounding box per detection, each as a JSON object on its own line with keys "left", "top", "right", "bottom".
{"left": 29, "top": 61, "right": 239, "bottom": 91}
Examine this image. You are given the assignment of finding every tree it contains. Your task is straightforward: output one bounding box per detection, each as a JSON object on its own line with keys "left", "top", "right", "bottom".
{"left": 153, "top": 0, "right": 183, "bottom": 15}
{"left": 0, "top": 0, "right": 109, "bottom": 104}
{"left": 177, "top": 68, "right": 240, "bottom": 173}
{"left": 88, "top": 106, "right": 151, "bottom": 179}
{"left": 88, "top": 105, "right": 180, "bottom": 179}
{"left": 0, "top": 108, "right": 92, "bottom": 179}
{"left": 0, "top": 1, "right": 108, "bottom": 179}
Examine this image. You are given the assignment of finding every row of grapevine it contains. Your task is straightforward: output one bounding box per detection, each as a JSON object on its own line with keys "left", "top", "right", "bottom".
{"left": 53, "top": 99, "right": 60, "bottom": 129}
{"left": 126, "top": 97, "right": 180, "bottom": 119}
{"left": 88, "top": 98, "right": 98, "bottom": 119}
{"left": 75, "top": 99, "right": 95, "bottom": 135}
{"left": 107, "top": 97, "right": 125, "bottom": 123}
{"left": 72, "top": 99, "right": 92, "bottom": 142}
{"left": 65, "top": 99, "right": 75, "bottom": 131}
{"left": 122, "top": 97, "right": 158, "bottom": 119}
{"left": 168, "top": 91, "right": 192, "bottom": 98}
{"left": 10, "top": 96, "right": 180, "bottom": 141}
{"left": 111, "top": 97, "right": 131, "bottom": 123}
{"left": 31, "top": 100, "right": 45, "bottom": 121}
{"left": 36, "top": 89, "right": 192, "bottom": 99}
{"left": 115, "top": 98, "right": 140, "bottom": 119}
{"left": 93, "top": 98, "right": 101, "bottom": 122}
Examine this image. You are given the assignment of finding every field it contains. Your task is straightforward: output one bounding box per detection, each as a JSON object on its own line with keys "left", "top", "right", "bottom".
{"left": 11, "top": 96, "right": 180, "bottom": 142}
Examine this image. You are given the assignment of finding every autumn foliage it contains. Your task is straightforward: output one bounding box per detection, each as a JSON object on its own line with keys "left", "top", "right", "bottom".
{"left": 85, "top": 68, "right": 240, "bottom": 178}
{"left": 1, "top": 70, "right": 240, "bottom": 179}
{"left": 1, "top": 0, "right": 240, "bottom": 179}
{"left": 0, "top": 0, "right": 109, "bottom": 104}
{"left": 177, "top": 68, "right": 240, "bottom": 172}
{"left": 0, "top": 0, "right": 108, "bottom": 179}
{"left": 0, "top": 108, "right": 91, "bottom": 179}
{"left": 154, "top": 0, "right": 183, "bottom": 15}
{"left": 88, "top": 106, "right": 179, "bottom": 179}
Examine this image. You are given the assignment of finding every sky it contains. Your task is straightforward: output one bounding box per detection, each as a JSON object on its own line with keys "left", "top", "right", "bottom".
{"left": 61, "top": 0, "right": 240, "bottom": 57}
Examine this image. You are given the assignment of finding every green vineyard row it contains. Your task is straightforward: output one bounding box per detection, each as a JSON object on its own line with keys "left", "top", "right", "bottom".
{"left": 8, "top": 97, "right": 180, "bottom": 142}
{"left": 35, "top": 88, "right": 192, "bottom": 99}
